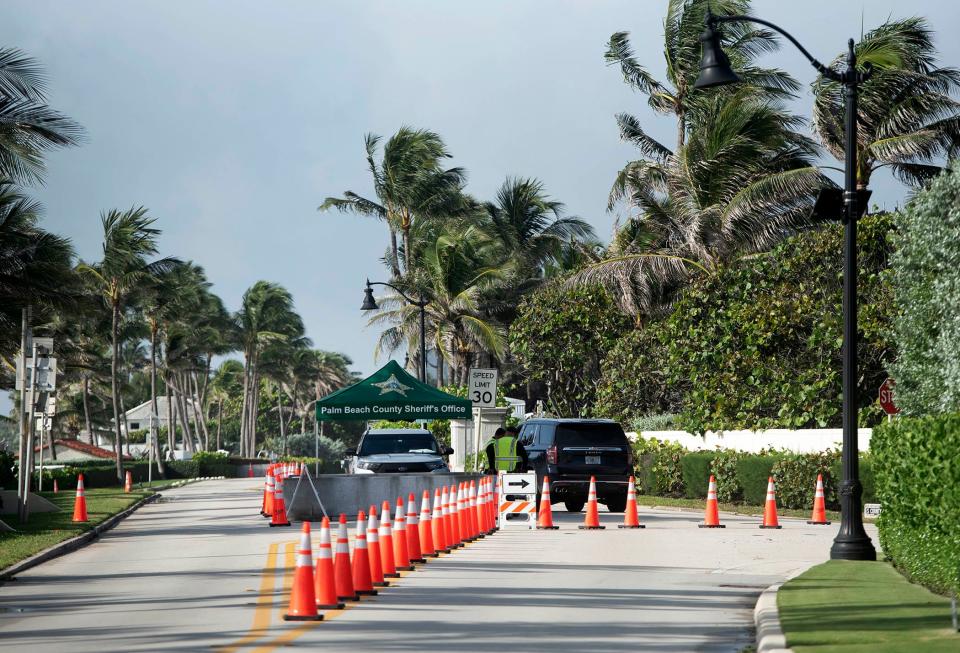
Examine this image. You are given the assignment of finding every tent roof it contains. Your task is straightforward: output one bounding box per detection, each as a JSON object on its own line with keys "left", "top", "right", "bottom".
{"left": 316, "top": 360, "right": 471, "bottom": 422}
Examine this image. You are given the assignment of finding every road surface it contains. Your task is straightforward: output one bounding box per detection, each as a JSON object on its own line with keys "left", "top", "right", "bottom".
{"left": 0, "top": 477, "right": 878, "bottom": 652}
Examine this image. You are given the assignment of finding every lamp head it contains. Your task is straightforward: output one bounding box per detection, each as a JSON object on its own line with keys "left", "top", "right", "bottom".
{"left": 694, "top": 14, "right": 742, "bottom": 89}
{"left": 361, "top": 281, "right": 378, "bottom": 311}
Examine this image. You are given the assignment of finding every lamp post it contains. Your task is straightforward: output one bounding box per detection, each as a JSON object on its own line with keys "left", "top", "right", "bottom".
{"left": 361, "top": 279, "right": 429, "bottom": 383}
{"left": 695, "top": 11, "right": 876, "bottom": 561}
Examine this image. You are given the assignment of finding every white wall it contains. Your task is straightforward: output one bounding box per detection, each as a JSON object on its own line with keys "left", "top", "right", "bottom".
{"left": 627, "top": 428, "right": 873, "bottom": 453}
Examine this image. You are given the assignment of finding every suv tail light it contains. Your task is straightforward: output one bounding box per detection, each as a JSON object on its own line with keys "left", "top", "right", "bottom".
{"left": 546, "top": 445, "right": 557, "bottom": 465}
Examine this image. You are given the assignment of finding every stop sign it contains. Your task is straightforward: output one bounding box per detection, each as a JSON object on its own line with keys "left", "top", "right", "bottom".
{"left": 879, "top": 378, "right": 899, "bottom": 415}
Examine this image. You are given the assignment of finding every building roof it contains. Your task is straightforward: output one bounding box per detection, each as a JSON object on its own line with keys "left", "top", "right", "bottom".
{"left": 122, "top": 396, "right": 199, "bottom": 421}
{"left": 25, "top": 439, "right": 132, "bottom": 460}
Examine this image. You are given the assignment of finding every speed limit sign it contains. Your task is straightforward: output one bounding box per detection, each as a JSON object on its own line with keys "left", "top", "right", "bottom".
{"left": 468, "top": 368, "right": 498, "bottom": 408}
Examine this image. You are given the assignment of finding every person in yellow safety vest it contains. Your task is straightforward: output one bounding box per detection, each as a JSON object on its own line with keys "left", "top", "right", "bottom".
{"left": 483, "top": 425, "right": 527, "bottom": 473}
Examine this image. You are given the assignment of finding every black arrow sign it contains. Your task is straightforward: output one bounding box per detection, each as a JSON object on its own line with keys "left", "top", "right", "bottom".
{"left": 507, "top": 479, "right": 530, "bottom": 489}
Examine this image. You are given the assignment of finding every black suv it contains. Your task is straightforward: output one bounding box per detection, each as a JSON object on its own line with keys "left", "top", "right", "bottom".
{"left": 517, "top": 418, "right": 633, "bottom": 513}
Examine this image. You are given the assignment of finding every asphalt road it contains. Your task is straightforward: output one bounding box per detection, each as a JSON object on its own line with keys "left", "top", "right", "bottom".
{"left": 0, "top": 477, "right": 879, "bottom": 652}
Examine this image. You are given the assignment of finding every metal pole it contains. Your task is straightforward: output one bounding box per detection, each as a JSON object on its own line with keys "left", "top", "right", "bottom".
{"left": 831, "top": 39, "right": 876, "bottom": 561}
{"left": 38, "top": 415, "right": 44, "bottom": 493}
{"left": 148, "top": 412, "right": 154, "bottom": 484}
{"left": 419, "top": 303, "right": 427, "bottom": 383}
{"left": 21, "top": 341, "right": 39, "bottom": 521}
{"left": 16, "top": 306, "right": 30, "bottom": 521}
{"left": 316, "top": 419, "right": 322, "bottom": 477}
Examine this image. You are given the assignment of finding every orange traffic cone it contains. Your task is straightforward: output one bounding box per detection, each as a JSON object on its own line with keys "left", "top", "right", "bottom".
{"left": 379, "top": 501, "right": 399, "bottom": 578}
{"left": 351, "top": 511, "right": 377, "bottom": 596}
{"left": 469, "top": 481, "right": 482, "bottom": 539}
{"left": 807, "top": 474, "right": 831, "bottom": 525}
{"left": 759, "top": 477, "right": 782, "bottom": 529}
{"left": 124, "top": 470, "right": 132, "bottom": 493}
{"left": 491, "top": 475, "right": 500, "bottom": 532}
{"left": 334, "top": 514, "right": 358, "bottom": 601}
{"left": 579, "top": 476, "right": 605, "bottom": 530}
{"left": 269, "top": 476, "right": 291, "bottom": 527}
{"left": 477, "top": 478, "right": 488, "bottom": 533}
{"left": 262, "top": 469, "right": 275, "bottom": 518}
{"left": 72, "top": 473, "right": 88, "bottom": 522}
{"left": 431, "top": 488, "right": 447, "bottom": 552}
{"left": 537, "top": 476, "right": 559, "bottom": 529}
{"left": 406, "top": 492, "right": 425, "bottom": 563}
{"left": 366, "top": 508, "right": 388, "bottom": 587}
{"left": 419, "top": 490, "right": 437, "bottom": 557}
{"left": 699, "top": 475, "right": 725, "bottom": 528}
{"left": 393, "top": 498, "right": 413, "bottom": 570}
{"left": 441, "top": 486, "right": 456, "bottom": 549}
{"left": 53, "top": 478, "right": 59, "bottom": 494}
{"left": 619, "top": 476, "right": 645, "bottom": 529}
{"left": 284, "top": 521, "right": 322, "bottom": 621}
{"left": 314, "top": 517, "right": 344, "bottom": 610}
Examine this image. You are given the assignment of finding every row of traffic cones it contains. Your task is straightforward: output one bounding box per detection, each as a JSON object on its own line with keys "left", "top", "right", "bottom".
{"left": 283, "top": 476, "right": 502, "bottom": 621}
{"left": 700, "top": 473, "right": 832, "bottom": 528}
{"left": 261, "top": 462, "right": 301, "bottom": 527}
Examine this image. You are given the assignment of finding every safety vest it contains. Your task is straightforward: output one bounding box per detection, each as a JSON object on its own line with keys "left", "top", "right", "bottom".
{"left": 494, "top": 436, "right": 520, "bottom": 472}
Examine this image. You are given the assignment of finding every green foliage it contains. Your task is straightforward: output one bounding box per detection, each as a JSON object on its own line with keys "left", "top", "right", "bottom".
{"left": 736, "top": 455, "right": 782, "bottom": 505}
{"left": 0, "top": 449, "right": 15, "bottom": 489}
{"left": 126, "top": 428, "right": 148, "bottom": 443}
{"left": 771, "top": 451, "right": 838, "bottom": 510}
{"left": 680, "top": 452, "right": 715, "bottom": 499}
{"left": 889, "top": 163, "right": 960, "bottom": 415}
{"left": 511, "top": 283, "right": 631, "bottom": 417}
{"left": 596, "top": 213, "right": 894, "bottom": 432}
{"left": 873, "top": 414, "right": 960, "bottom": 594}
{"left": 709, "top": 449, "right": 744, "bottom": 503}
{"left": 632, "top": 437, "right": 686, "bottom": 496}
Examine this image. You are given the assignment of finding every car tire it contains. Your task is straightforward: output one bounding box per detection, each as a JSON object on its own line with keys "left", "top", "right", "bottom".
{"left": 604, "top": 496, "right": 627, "bottom": 513}
{"left": 563, "top": 499, "right": 585, "bottom": 513}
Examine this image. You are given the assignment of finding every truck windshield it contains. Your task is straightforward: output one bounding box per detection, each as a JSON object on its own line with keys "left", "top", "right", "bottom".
{"left": 555, "top": 423, "right": 627, "bottom": 448}
{"left": 359, "top": 433, "right": 439, "bottom": 456}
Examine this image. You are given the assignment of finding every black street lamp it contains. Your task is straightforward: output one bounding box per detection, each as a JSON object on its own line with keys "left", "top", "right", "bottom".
{"left": 695, "top": 11, "right": 876, "bottom": 561}
{"left": 361, "top": 279, "right": 429, "bottom": 383}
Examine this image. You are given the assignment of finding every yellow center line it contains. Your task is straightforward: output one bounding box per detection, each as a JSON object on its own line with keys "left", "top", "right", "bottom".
{"left": 215, "top": 542, "right": 280, "bottom": 653}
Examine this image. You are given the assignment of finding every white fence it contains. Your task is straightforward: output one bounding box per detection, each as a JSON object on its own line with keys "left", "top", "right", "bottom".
{"left": 627, "top": 428, "right": 873, "bottom": 453}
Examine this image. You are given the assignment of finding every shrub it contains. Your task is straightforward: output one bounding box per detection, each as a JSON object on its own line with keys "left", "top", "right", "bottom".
{"left": 873, "top": 414, "right": 960, "bottom": 594}
{"left": 680, "top": 452, "right": 715, "bottom": 499}
{"left": 736, "top": 454, "right": 782, "bottom": 505}
{"left": 629, "top": 413, "right": 679, "bottom": 433}
{"left": 772, "top": 451, "right": 838, "bottom": 510}
{"left": 710, "top": 449, "right": 744, "bottom": 503}
{"left": 889, "top": 163, "right": 960, "bottom": 414}
{"left": 632, "top": 437, "right": 686, "bottom": 496}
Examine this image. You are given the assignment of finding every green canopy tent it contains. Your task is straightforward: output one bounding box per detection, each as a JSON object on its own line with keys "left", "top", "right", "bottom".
{"left": 316, "top": 360, "right": 471, "bottom": 422}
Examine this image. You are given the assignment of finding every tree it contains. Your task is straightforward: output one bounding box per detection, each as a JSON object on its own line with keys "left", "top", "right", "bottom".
{"left": 813, "top": 18, "right": 960, "bottom": 189}
{"left": 77, "top": 208, "right": 177, "bottom": 482}
{"left": 234, "top": 281, "right": 304, "bottom": 457}
{"left": 0, "top": 48, "right": 82, "bottom": 186}
{"left": 319, "top": 127, "right": 468, "bottom": 278}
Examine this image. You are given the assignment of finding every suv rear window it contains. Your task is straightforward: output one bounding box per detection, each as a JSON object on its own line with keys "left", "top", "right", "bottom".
{"left": 359, "top": 433, "right": 439, "bottom": 456}
{"left": 555, "top": 423, "right": 627, "bottom": 447}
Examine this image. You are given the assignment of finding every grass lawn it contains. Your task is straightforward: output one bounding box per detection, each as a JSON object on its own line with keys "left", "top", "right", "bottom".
{"left": 778, "top": 560, "right": 958, "bottom": 652}
{"left": 634, "top": 493, "right": 842, "bottom": 522}
{"left": 0, "top": 483, "right": 171, "bottom": 571}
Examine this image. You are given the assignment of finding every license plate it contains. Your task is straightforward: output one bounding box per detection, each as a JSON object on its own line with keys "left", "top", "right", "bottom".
{"left": 585, "top": 455, "right": 601, "bottom": 465}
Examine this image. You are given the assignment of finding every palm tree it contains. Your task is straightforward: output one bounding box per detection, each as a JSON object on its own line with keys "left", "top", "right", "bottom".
{"left": 812, "top": 17, "right": 960, "bottom": 189}
{"left": 0, "top": 48, "right": 83, "bottom": 186}
{"left": 77, "top": 208, "right": 178, "bottom": 482}
{"left": 605, "top": 0, "right": 798, "bottom": 152}
{"left": 234, "top": 281, "right": 305, "bottom": 457}
{"left": 574, "top": 89, "right": 828, "bottom": 316}
{"left": 319, "top": 127, "right": 468, "bottom": 278}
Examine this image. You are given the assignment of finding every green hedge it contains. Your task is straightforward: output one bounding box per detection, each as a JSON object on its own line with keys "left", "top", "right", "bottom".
{"left": 736, "top": 455, "right": 781, "bottom": 504}
{"left": 873, "top": 414, "right": 960, "bottom": 595}
{"left": 680, "top": 452, "right": 715, "bottom": 499}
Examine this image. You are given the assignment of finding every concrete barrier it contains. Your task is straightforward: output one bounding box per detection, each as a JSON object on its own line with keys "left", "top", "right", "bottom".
{"left": 283, "top": 472, "right": 484, "bottom": 522}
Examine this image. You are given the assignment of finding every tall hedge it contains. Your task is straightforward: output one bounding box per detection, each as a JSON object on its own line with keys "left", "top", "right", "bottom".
{"left": 889, "top": 163, "right": 960, "bottom": 414}
{"left": 596, "top": 213, "right": 894, "bottom": 433}
{"left": 873, "top": 414, "right": 960, "bottom": 594}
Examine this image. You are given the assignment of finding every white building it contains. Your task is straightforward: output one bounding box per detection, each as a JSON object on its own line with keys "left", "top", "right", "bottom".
{"left": 119, "top": 396, "right": 201, "bottom": 435}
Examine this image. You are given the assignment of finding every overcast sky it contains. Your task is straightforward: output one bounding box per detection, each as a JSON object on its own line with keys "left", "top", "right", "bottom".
{"left": 3, "top": 0, "right": 959, "bottom": 415}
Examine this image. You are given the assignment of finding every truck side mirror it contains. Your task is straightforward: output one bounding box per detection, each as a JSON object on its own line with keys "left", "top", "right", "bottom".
{"left": 443, "top": 446, "right": 454, "bottom": 456}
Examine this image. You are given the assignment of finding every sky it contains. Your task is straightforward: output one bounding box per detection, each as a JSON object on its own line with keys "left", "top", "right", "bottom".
{"left": 2, "top": 0, "right": 959, "bottom": 415}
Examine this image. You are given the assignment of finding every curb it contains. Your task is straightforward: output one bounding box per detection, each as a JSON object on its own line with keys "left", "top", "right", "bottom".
{"left": 754, "top": 582, "right": 794, "bottom": 653}
{"left": 0, "top": 476, "right": 224, "bottom": 582}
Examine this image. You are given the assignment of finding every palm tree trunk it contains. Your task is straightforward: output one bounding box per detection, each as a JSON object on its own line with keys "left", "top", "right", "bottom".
{"left": 149, "top": 326, "right": 166, "bottom": 475}
{"left": 82, "top": 376, "right": 93, "bottom": 444}
{"left": 402, "top": 228, "right": 412, "bottom": 276}
{"left": 278, "top": 392, "right": 286, "bottom": 455}
{"left": 216, "top": 398, "right": 223, "bottom": 451}
{"left": 389, "top": 227, "right": 401, "bottom": 278}
{"left": 190, "top": 372, "right": 210, "bottom": 450}
{"left": 174, "top": 374, "right": 196, "bottom": 452}
{"left": 110, "top": 303, "right": 124, "bottom": 484}
{"left": 118, "top": 375, "right": 129, "bottom": 457}
{"left": 166, "top": 375, "right": 175, "bottom": 455}
{"left": 437, "top": 352, "right": 444, "bottom": 386}
{"left": 240, "top": 352, "right": 251, "bottom": 457}
{"left": 249, "top": 363, "right": 261, "bottom": 456}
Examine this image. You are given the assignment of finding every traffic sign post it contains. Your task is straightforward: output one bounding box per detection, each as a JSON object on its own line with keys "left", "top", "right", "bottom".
{"left": 498, "top": 471, "right": 537, "bottom": 529}
{"left": 879, "top": 378, "right": 898, "bottom": 421}
{"left": 468, "top": 368, "right": 498, "bottom": 470}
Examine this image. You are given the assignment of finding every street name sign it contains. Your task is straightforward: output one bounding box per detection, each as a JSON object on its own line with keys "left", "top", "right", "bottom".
{"left": 468, "top": 368, "right": 498, "bottom": 408}
{"left": 863, "top": 503, "right": 882, "bottom": 518}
